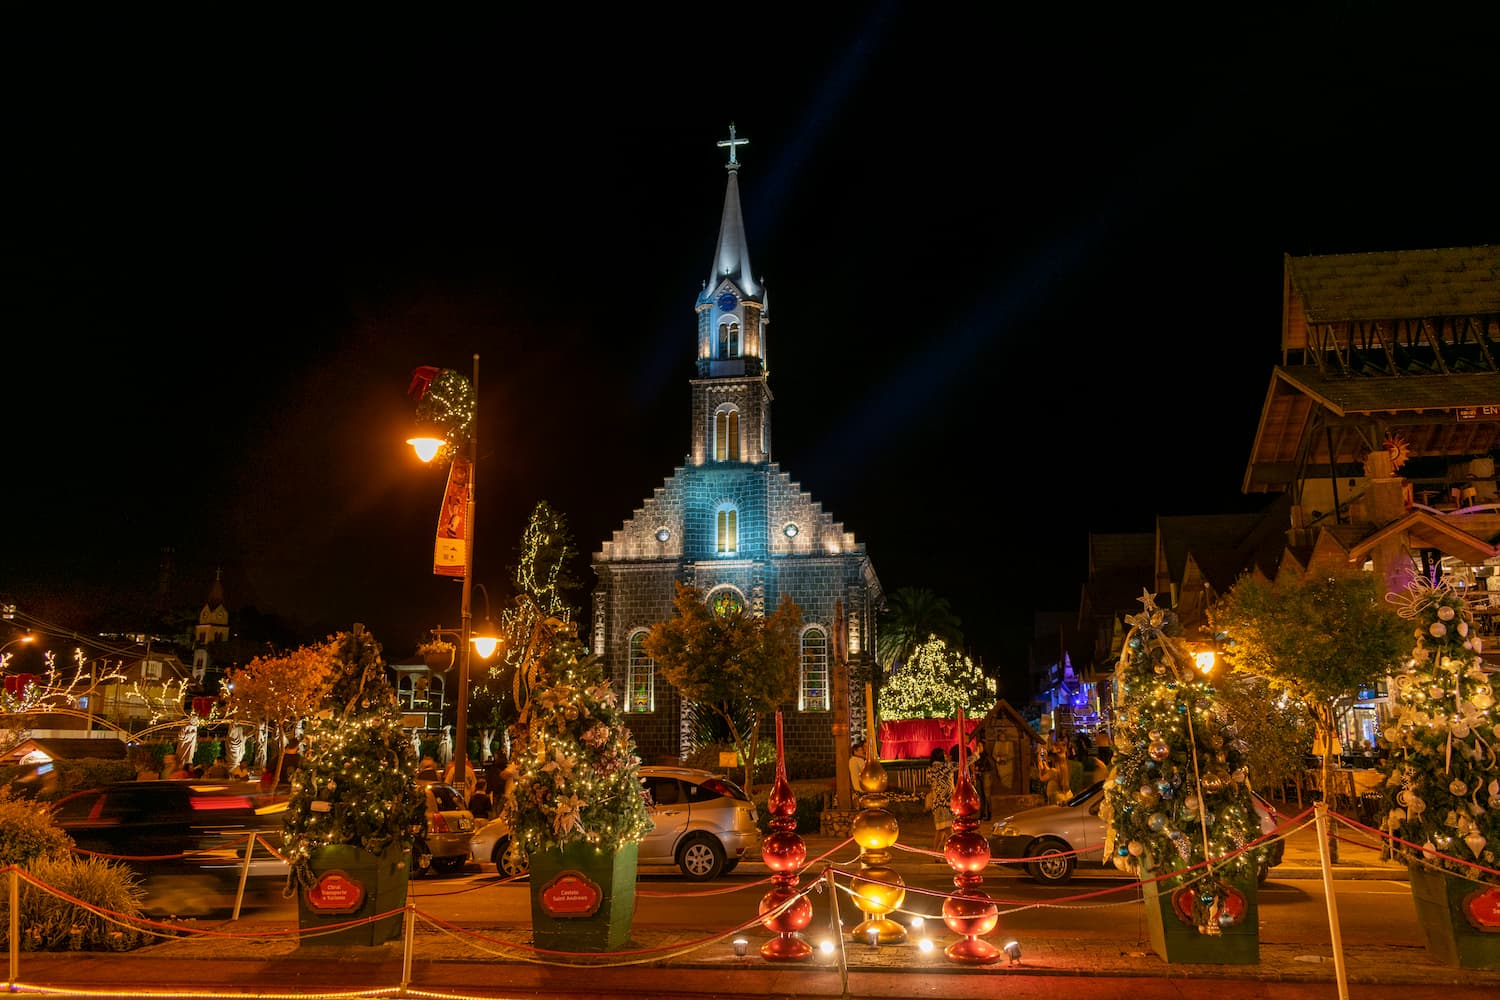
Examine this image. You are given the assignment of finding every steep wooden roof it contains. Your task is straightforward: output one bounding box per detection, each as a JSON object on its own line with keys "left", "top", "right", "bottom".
{"left": 1245, "top": 245, "right": 1500, "bottom": 495}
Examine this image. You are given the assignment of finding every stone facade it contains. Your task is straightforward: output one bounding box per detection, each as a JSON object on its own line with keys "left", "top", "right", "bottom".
{"left": 591, "top": 139, "right": 882, "bottom": 776}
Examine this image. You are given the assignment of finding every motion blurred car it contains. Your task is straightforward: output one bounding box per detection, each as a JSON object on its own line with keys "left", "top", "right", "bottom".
{"left": 51, "top": 779, "right": 288, "bottom": 916}
{"left": 468, "top": 765, "right": 761, "bottom": 881}
{"left": 412, "top": 781, "right": 475, "bottom": 877}
{"left": 988, "top": 780, "right": 1285, "bottom": 885}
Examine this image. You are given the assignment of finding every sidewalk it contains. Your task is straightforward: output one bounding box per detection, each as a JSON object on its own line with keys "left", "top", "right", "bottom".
{"left": 7, "top": 813, "right": 1491, "bottom": 999}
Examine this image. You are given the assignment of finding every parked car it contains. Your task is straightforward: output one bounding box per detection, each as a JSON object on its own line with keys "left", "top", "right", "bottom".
{"left": 987, "top": 780, "right": 1286, "bottom": 885}
{"left": 636, "top": 765, "right": 760, "bottom": 880}
{"left": 412, "top": 781, "right": 476, "bottom": 877}
{"left": 468, "top": 765, "right": 760, "bottom": 882}
{"left": 469, "top": 815, "right": 528, "bottom": 878}
{"left": 50, "top": 779, "right": 288, "bottom": 916}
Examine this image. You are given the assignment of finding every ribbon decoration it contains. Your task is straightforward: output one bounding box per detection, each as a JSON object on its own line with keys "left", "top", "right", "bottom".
{"left": 408, "top": 365, "right": 441, "bottom": 400}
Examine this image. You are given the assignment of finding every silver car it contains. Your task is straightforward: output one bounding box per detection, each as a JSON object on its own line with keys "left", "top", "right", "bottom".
{"left": 412, "top": 781, "right": 476, "bottom": 877}
{"left": 988, "top": 780, "right": 1283, "bottom": 885}
{"left": 637, "top": 765, "right": 761, "bottom": 880}
{"left": 469, "top": 765, "right": 760, "bottom": 881}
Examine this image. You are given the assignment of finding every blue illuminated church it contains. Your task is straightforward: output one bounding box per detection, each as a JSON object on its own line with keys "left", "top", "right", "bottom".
{"left": 591, "top": 128, "right": 884, "bottom": 774}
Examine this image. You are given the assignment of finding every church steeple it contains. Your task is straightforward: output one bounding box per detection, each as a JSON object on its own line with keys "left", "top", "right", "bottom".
{"left": 690, "top": 125, "right": 772, "bottom": 468}
{"left": 704, "top": 124, "right": 760, "bottom": 301}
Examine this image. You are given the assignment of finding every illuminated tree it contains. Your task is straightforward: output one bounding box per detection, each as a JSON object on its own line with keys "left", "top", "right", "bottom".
{"left": 280, "top": 626, "right": 425, "bottom": 892}
{"left": 643, "top": 582, "right": 802, "bottom": 792}
{"left": 500, "top": 634, "right": 652, "bottom": 856}
{"left": 1102, "top": 593, "right": 1266, "bottom": 920}
{"left": 1377, "top": 577, "right": 1497, "bottom": 877}
{"left": 1212, "top": 570, "right": 1407, "bottom": 831}
{"left": 222, "top": 642, "right": 336, "bottom": 786}
{"left": 877, "top": 637, "right": 992, "bottom": 720}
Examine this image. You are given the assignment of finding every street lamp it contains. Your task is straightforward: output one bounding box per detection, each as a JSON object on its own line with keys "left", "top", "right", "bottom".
{"left": 0, "top": 634, "right": 34, "bottom": 658}
{"left": 408, "top": 353, "right": 483, "bottom": 795}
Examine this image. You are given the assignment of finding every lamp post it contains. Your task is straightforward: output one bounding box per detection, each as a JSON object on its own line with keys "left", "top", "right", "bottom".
{"left": 409, "top": 353, "right": 482, "bottom": 796}
{"left": 0, "top": 634, "right": 34, "bottom": 658}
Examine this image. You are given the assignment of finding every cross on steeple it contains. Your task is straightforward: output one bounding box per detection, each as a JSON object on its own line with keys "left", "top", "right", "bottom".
{"left": 717, "top": 123, "right": 748, "bottom": 168}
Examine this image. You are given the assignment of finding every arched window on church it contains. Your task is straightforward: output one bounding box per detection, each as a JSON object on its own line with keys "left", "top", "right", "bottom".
{"left": 715, "top": 504, "right": 738, "bottom": 556}
{"left": 627, "top": 630, "right": 655, "bottom": 713}
{"left": 799, "top": 626, "right": 829, "bottom": 712}
{"left": 718, "top": 319, "right": 740, "bottom": 358}
{"left": 714, "top": 405, "right": 740, "bottom": 462}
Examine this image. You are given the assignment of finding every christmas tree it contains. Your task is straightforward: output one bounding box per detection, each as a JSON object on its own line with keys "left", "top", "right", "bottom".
{"left": 281, "top": 626, "right": 426, "bottom": 892}
{"left": 1101, "top": 593, "right": 1266, "bottom": 927}
{"left": 501, "top": 630, "right": 653, "bottom": 856}
{"left": 1377, "top": 576, "right": 1497, "bottom": 877}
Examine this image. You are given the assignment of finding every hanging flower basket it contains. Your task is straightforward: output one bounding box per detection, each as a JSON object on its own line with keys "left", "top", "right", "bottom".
{"left": 418, "top": 641, "right": 455, "bottom": 672}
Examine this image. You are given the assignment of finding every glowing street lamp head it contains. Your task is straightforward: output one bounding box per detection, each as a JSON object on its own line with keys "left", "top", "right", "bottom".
{"left": 1194, "top": 650, "right": 1216, "bottom": 675}
{"left": 408, "top": 434, "right": 445, "bottom": 463}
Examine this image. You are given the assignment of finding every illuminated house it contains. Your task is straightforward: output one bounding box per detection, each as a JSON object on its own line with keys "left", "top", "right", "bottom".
{"left": 592, "top": 129, "right": 884, "bottom": 768}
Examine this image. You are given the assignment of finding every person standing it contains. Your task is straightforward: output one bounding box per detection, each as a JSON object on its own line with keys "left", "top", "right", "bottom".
{"left": 970, "top": 739, "right": 992, "bottom": 821}
{"left": 847, "top": 740, "right": 868, "bottom": 804}
{"left": 926, "top": 746, "right": 955, "bottom": 849}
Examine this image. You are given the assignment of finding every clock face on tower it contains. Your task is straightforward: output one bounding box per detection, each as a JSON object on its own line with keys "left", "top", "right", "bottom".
{"left": 717, "top": 292, "right": 737, "bottom": 312}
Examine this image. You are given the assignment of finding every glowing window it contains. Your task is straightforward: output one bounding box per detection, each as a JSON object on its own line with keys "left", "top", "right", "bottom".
{"left": 800, "top": 627, "right": 829, "bottom": 712}
{"left": 627, "top": 631, "right": 655, "bottom": 713}
{"left": 716, "top": 505, "right": 738, "bottom": 555}
{"left": 710, "top": 589, "right": 745, "bottom": 617}
{"left": 718, "top": 320, "right": 740, "bottom": 358}
{"left": 714, "top": 407, "right": 740, "bottom": 462}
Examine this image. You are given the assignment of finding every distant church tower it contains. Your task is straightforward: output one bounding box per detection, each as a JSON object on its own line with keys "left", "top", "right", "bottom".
{"left": 193, "top": 568, "right": 230, "bottom": 686}
{"left": 592, "top": 127, "right": 884, "bottom": 770}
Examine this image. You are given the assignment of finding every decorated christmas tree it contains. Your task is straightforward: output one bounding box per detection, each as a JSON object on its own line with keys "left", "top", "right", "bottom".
{"left": 501, "top": 630, "right": 652, "bottom": 857}
{"left": 1101, "top": 593, "right": 1267, "bottom": 926}
{"left": 281, "top": 626, "right": 426, "bottom": 892}
{"left": 1377, "top": 576, "right": 1497, "bottom": 877}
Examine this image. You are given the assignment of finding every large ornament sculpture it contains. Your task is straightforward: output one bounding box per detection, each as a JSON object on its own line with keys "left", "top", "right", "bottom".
{"left": 941, "top": 707, "right": 1000, "bottom": 962}
{"left": 758, "top": 711, "right": 813, "bottom": 959}
{"left": 849, "top": 688, "right": 907, "bottom": 945}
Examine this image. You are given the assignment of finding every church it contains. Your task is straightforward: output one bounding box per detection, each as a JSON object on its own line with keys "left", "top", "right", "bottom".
{"left": 590, "top": 129, "right": 884, "bottom": 774}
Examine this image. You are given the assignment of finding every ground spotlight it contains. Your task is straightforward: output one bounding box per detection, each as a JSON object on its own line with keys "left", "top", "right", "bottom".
{"left": 818, "top": 939, "right": 835, "bottom": 956}
{"left": 1003, "top": 939, "right": 1022, "bottom": 965}
{"left": 732, "top": 937, "right": 749, "bottom": 957}
{"left": 918, "top": 937, "right": 935, "bottom": 954}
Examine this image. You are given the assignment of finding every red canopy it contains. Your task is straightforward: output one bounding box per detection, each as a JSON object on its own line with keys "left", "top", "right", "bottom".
{"left": 877, "top": 717, "right": 984, "bottom": 761}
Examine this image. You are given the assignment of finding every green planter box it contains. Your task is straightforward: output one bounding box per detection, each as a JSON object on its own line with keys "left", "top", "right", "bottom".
{"left": 296, "top": 844, "right": 408, "bottom": 947}
{"left": 528, "top": 840, "right": 638, "bottom": 952}
{"left": 1408, "top": 861, "right": 1500, "bottom": 970}
{"left": 1141, "top": 874, "right": 1259, "bottom": 964}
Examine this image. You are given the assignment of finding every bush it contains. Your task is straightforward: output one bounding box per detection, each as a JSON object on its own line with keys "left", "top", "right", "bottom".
{"left": 0, "top": 855, "right": 145, "bottom": 951}
{"left": 0, "top": 789, "right": 72, "bottom": 867}
{"left": 1, "top": 759, "right": 136, "bottom": 803}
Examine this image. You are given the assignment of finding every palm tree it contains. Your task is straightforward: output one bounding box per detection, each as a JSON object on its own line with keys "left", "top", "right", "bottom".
{"left": 876, "top": 587, "right": 963, "bottom": 675}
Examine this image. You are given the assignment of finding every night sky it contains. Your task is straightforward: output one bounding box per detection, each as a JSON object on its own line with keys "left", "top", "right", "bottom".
{"left": 6, "top": 7, "right": 1498, "bottom": 696}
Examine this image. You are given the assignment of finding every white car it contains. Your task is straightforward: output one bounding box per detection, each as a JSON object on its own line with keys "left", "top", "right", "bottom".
{"left": 988, "top": 780, "right": 1284, "bottom": 885}
{"left": 469, "top": 765, "right": 761, "bottom": 881}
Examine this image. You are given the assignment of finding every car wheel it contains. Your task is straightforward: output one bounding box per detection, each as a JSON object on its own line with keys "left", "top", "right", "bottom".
{"left": 720, "top": 859, "right": 739, "bottom": 875}
{"left": 1256, "top": 859, "right": 1270, "bottom": 886}
{"left": 1025, "top": 839, "right": 1076, "bottom": 885}
{"left": 678, "top": 835, "right": 726, "bottom": 880}
{"left": 411, "top": 839, "right": 433, "bottom": 878}
{"left": 493, "top": 836, "right": 529, "bottom": 878}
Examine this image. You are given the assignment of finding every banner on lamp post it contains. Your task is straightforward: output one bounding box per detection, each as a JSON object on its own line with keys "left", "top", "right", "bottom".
{"left": 433, "top": 458, "right": 471, "bottom": 577}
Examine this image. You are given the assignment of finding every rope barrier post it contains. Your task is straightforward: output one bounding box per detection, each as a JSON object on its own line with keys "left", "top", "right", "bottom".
{"left": 9, "top": 867, "right": 18, "bottom": 987}
{"left": 1314, "top": 801, "right": 1350, "bottom": 1000}
{"left": 232, "top": 830, "right": 256, "bottom": 921}
{"left": 401, "top": 901, "right": 415, "bottom": 989}
{"left": 824, "top": 867, "right": 849, "bottom": 1000}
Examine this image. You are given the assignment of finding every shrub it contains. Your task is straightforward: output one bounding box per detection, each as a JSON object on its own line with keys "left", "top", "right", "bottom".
{"left": 0, "top": 789, "right": 72, "bottom": 867}
{"left": 0, "top": 855, "right": 145, "bottom": 951}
